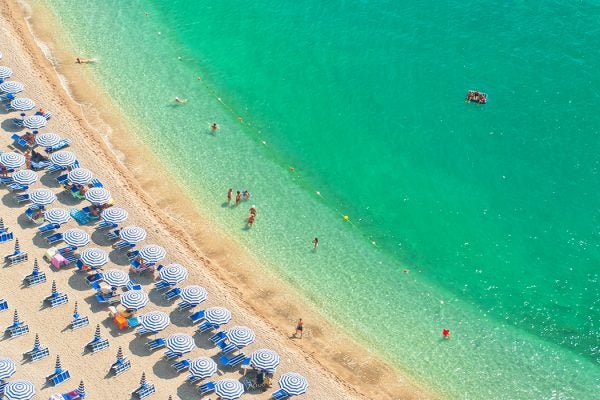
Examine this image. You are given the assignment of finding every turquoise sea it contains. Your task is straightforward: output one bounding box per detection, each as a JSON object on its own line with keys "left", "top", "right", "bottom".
{"left": 37, "top": 1, "right": 599, "bottom": 398}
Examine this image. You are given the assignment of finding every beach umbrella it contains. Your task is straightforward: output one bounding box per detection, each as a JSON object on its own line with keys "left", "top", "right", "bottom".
{"left": 278, "top": 372, "right": 308, "bottom": 396}
{"left": 205, "top": 307, "right": 232, "bottom": 325}
{"left": 120, "top": 290, "right": 149, "bottom": 310}
{"left": 79, "top": 248, "right": 109, "bottom": 269}
{"left": 0, "top": 151, "right": 25, "bottom": 168}
{"left": 119, "top": 226, "right": 147, "bottom": 243}
{"left": 9, "top": 97, "right": 34, "bottom": 110}
{"left": 72, "top": 301, "right": 80, "bottom": 319}
{"left": 100, "top": 207, "right": 128, "bottom": 224}
{"left": 13, "top": 239, "right": 21, "bottom": 254}
{"left": 139, "top": 244, "right": 166, "bottom": 263}
{"left": 67, "top": 168, "right": 93, "bottom": 185}
{"left": 180, "top": 285, "right": 208, "bottom": 305}
{"left": 23, "top": 115, "right": 47, "bottom": 129}
{"left": 0, "top": 66, "right": 13, "bottom": 80}
{"left": 50, "top": 151, "right": 77, "bottom": 167}
{"left": 12, "top": 309, "right": 22, "bottom": 325}
{"left": 226, "top": 326, "right": 256, "bottom": 348}
{"left": 85, "top": 187, "right": 111, "bottom": 205}
{"left": 0, "top": 357, "right": 16, "bottom": 379}
{"left": 250, "top": 349, "right": 280, "bottom": 373}
{"left": 50, "top": 280, "right": 58, "bottom": 296}
{"left": 139, "top": 372, "right": 148, "bottom": 386}
{"left": 159, "top": 264, "right": 188, "bottom": 285}
{"left": 63, "top": 228, "right": 90, "bottom": 247}
{"left": 165, "top": 333, "right": 195, "bottom": 354}
{"left": 0, "top": 217, "right": 4, "bottom": 232}
{"left": 214, "top": 379, "right": 245, "bottom": 400}
{"left": 4, "top": 380, "right": 35, "bottom": 400}
{"left": 35, "top": 132, "right": 61, "bottom": 148}
{"left": 76, "top": 380, "right": 85, "bottom": 398}
{"left": 29, "top": 188, "right": 56, "bottom": 205}
{"left": 12, "top": 169, "right": 38, "bottom": 186}
{"left": 115, "top": 346, "right": 125, "bottom": 362}
{"left": 139, "top": 311, "right": 170, "bottom": 333}
{"left": 189, "top": 357, "right": 218, "bottom": 379}
{"left": 44, "top": 208, "right": 70, "bottom": 225}
{"left": 102, "top": 269, "right": 129, "bottom": 287}
{"left": 1, "top": 81, "right": 24, "bottom": 94}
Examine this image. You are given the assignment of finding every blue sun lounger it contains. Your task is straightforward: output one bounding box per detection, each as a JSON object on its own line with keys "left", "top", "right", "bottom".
{"left": 172, "top": 358, "right": 190, "bottom": 373}
{"left": 198, "top": 381, "right": 215, "bottom": 396}
{"left": 272, "top": 389, "right": 290, "bottom": 399}
{"left": 45, "top": 138, "right": 70, "bottom": 153}
{"left": 0, "top": 299, "right": 8, "bottom": 312}
{"left": 163, "top": 287, "right": 181, "bottom": 300}
{"left": 110, "top": 357, "right": 132, "bottom": 376}
{"left": 219, "top": 353, "right": 247, "bottom": 367}
{"left": 146, "top": 338, "right": 166, "bottom": 351}
{"left": 189, "top": 310, "right": 205, "bottom": 324}
{"left": 38, "top": 222, "right": 60, "bottom": 234}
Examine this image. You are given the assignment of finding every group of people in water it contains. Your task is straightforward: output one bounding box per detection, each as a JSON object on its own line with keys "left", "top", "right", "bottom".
{"left": 465, "top": 90, "right": 487, "bottom": 104}
{"left": 226, "top": 188, "right": 256, "bottom": 226}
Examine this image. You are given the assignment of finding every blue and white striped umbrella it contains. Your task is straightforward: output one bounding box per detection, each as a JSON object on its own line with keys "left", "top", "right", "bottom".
{"left": 0, "top": 357, "right": 16, "bottom": 379}
{"left": 1, "top": 81, "right": 25, "bottom": 94}
{"left": 250, "top": 349, "right": 280, "bottom": 373}
{"left": 30, "top": 188, "right": 56, "bottom": 205}
{"left": 100, "top": 207, "right": 128, "bottom": 224}
{"left": 79, "top": 248, "right": 109, "bottom": 268}
{"left": 23, "top": 115, "right": 47, "bottom": 129}
{"left": 214, "top": 379, "right": 245, "bottom": 400}
{"left": 180, "top": 285, "right": 208, "bottom": 305}
{"left": 10, "top": 98, "right": 34, "bottom": 110}
{"left": 226, "top": 326, "right": 256, "bottom": 348}
{"left": 12, "top": 169, "right": 38, "bottom": 185}
{"left": 165, "top": 333, "right": 195, "bottom": 354}
{"left": 139, "top": 311, "right": 170, "bottom": 333}
{"left": 63, "top": 228, "right": 90, "bottom": 247}
{"left": 159, "top": 264, "right": 189, "bottom": 285}
{"left": 139, "top": 244, "right": 166, "bottom": 263}
{"left": 0, "top": 66, "right": 13, "bottom": 79}
{"left": 0, "top": 151, "right": 25, "bottom": 168}
{"left": 102, "top": 269, "right": 130, "bottom": 287}
{"left": 205, "top": 307, "right": 232, "bottom": 325}
{"left": 85, "top": 187, "right": 111, "bottom": 205}
{"left": 50, "top": 151, "right": 77, "bottom": 167}
{"left": 67, "top": 168, "right": 93, "bottom": 185}
{"left": 120, "top": 290, "right": 149, "bottom": 310}
{"left": 119, "top": 226, "right": 147, "bottom": 243}
{"left": 44, "top": 208, "right": 70, "bottom": 225}
{"left": 35, "top": 132, "right": 61, "bottom": 148}
{"left": 278, "top": 372, "right": 308, "bottom": 396}
{"left": 189, "top": 357, "right": 218, "bottom": 379}
{"left": 4, "top": 379, "right": 36, "bottom": 400}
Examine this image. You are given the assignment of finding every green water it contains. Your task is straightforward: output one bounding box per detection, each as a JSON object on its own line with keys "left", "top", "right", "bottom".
{"left": 38, "top": 0, "right": 599, "bottom": 398}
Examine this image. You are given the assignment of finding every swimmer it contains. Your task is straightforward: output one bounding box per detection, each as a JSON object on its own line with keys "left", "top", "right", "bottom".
{"left": 249, "top": 205, "right": 257, "bottom": 216}
{"left": 442, "top": 328, "right": 450, "bottom": 339}
{"left": 235, "top": 191, "right": 242, "bottom": 205}
{"left": 175, "top": 97, "right": 188, "bottom": 103}
{"left": 227, "top": 188, "right": 233, "bottom": 203}
{"left": 312, "top": 237, "right": 319, "bottom": 249}
{"left": 76, "top": 57, "right": 90, "bottom": 64}
{"left": 247, "top": 214, "right": 255, "bottom": 227}
{"left": 211, "top": 122, "right": 219, "bottom": 132}
{"left": 242, "top": 190, "right": 250, "bottom": 201}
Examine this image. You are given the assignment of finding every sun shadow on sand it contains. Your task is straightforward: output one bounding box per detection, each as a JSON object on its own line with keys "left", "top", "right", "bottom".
{"left": 152, "top": 358, "right": 179, "bottom": 379}
{"left": 2, "top": 191, "right": 22, "bottom": 208}
{"left": 128, "top": 336, "right": 152, "bottom": 357}
{"left": 1, "top": 118, "right": 23, "bottom": 132}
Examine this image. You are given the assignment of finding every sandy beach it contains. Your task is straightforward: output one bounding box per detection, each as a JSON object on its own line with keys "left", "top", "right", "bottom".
{"left": 0, "top": 2, "right": 436, "bottom": 399}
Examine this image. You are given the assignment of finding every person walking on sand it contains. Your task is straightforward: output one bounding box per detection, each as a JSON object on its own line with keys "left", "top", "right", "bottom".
{"left": 235, "top": 191, "right": 242, "bottom": 205}
{"left": 312, "top": 237, "right": 319, "bottom": 249}
{"left": 227, "top": 188, "right": 233, "bottom": 203}
{"left": 294, "top": 318, "right": 304, "bottom": 338}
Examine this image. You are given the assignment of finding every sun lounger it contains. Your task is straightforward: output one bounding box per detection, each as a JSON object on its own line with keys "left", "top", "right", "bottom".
{"left": 15, "top": 193, "right": 30, "bottom": 203}
{"left": 95, "top": 294, "right": 119, "bottom": 305}
{"left": 132, "top": 383, "right": 156, "bottom": 399}
{"left": 71, "top": 315, "right": 89, "bottom": 330}
{"left": 46, "top": 232, "right": 64, "bottom": 245}
{"left": 86, "top": 337, "right": 110, "bottom": 353}
{"left": 113, "top": 240, "right": 135, "bottom": 250}
{"left": 189, "top": 310, "right": 206, "bottom": 324}
{"left": 209, "top": 331, "right": 227, "bottom": 344}
{"left": 197, "top": 320, "right": 218, "bottom": 334}
{"left": 47, "top": 369, "right": 71, "bottom": 386}
{"left": 178, "top": 301, "right": 196, "bottom": 311}
{"left": 11, "top": 133, "right": 30, "bottom": 149}
{"left": 24, "top": 335, "right": 50, "bottom": 361}
{"left": 0, "top": 176, "right": 14, "bottom": 185}
{"left": 163, "top": 287, "right": 181, "bottom": 300}
{"left": 7, "top": 182, "right": 28, "bottom": 192}
{"left": 5, "top": 244, "right": 28, "bottom": 266}
{"left": 85, "top": 272, "right": 103, "bottom": 285}
{"left": 110, "top": 357, "right": 132, "bottom": 376}
{"left": 6, "top": 323, "right": 29, "bottom": 338}
{"left": 219, "top": 353, "right": 247, "bottom": 367}
{"left": 70, "top": 208, "right": 92, "bottom": 225}
{"left": 163, "top": 350, "right": 183, "bottom": 360}
{"left": 172, "top": 358, "right": 190, "bottom": 373}
{"left": 146, "top": 338, "right": 166, "bottom": 351}
{"left": 45, "top": 139, "right": 70, "bottom": 153}
{"left": 216, "top": 340, "right": 238, "bottom": 354}
{"left": 38, "top": 223, "right": 60, "bottom": 234}
{"left": 46, "top": 293, "right": 69, "bottom": 308}
{"left": 31, "top": 160, "right": 52, "bottom": 170}
{"left": 90, "top": 178, "right": 103, "bottom": 187}
{"left": 153, "top": 280, "right": 172, "bottom": 291}
{"left": 106, "top": 229, "right": 120, "bottom": 241}
{"left": 0, "top": 231, "right": 14, "bottom": 243}
{"left": 0, "top": 299, "right": 8, "bottom": 311}
{"left": 96, "top": 220, "right": 117, "bottom": 230}
{"left": 0, "top": 93, "right": 15, "bottom": 101}
{"left": 198, "top": 381, "right": 215, "bottom": 396}
{"left": 272, "top": 389, "right": 290, "bottom": 399}
{"left": 24, "top": 269, "right": 47, "bottom": 286}
{"left": 61, "top": 389, "right": 82, "bottom": 400}
{"left": 126, "top": 281, "right": 142, "bottom": 291}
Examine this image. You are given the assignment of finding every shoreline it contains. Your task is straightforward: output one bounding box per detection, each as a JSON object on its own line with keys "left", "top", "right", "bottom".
{"left": 2, "top": 1, "right": 438, "bottom": 399}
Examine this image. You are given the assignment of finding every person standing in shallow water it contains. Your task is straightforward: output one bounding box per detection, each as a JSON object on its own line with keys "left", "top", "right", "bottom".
{"left": 312, "top": 237, "right": 319, "bottom": 249}
{"left": 235, "top": 191, "right": 242, "bottom": 205}
{"left": 227, "top": 188, "right": 233, "bottom": 203}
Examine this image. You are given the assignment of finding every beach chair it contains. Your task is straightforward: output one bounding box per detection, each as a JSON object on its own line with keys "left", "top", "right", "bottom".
{"left": 45, "top": 138, "right": 70, "bottom": 153}
{"left": 23, "top": 334, "right": 50, "bottom": 361}
{"left": 46, "top": 163, "right": 67, "bottom": 173}
{"left": 146, "top": 337, "right": 166, "bottom": 351}
{"left": 0, "top": 231, "right": 14, "bottom": 243}
{"left": 70, "top": 302, "right": 89, "bottom": 330}
{"left": 4, "top": 240, "right": 28, "bottom": 266}
{"left": 15, "top": 193, "right": 30, "bottom": 203}
{"left": 153, "top": 280, "right": 172, "bottom": 291}
{"left": 89, "top": 178, "right": 103, "bottom": 187}
{"left": 164, "top": 287, "right": 181, "bottom": 300}
{"left": 209, "top": 331, "right": 227, "bottom": 344}
{"left": 70, "top": 208, "right": 91, "bottom": 225}
{"left": 38, "top": 222, "right": 60, "bottom": 234}
{"left": 48, "top": 293, "right": 69, "bottom": 308}
{"left": 56, "top": 173, "right": 69, "bottom": 184}
{"left": 126, "top": 281, "right": 142, "bottom": 291}
{"left": 172, "top": 358, "right": 190, "bottom": 373}
{"left": 127, "top": 250, "right": 139, "bottom": 260}
{"left": 178, "top": 301, "right": 196, "bottom": 311}
{"left": 272, "top": 389, "right": 290, "bottom": 400}
{"left": 197, "top": 321, "right": 218, "bottom": 334}
{"left": 189, "top": 310, "right": 206, "bottom": 325}
{"left": 46, "top": 232, "right": 64, "bottom": 245}
{"left": 7, "top": 182, "right": 28, "bottom": 192}
{"left": 113, "top": 240, "right": 135, "bottom": 250}
{"left": 95, "top": 293, "right": 119, "bottom": 305}
{"left": 216, "top": 340, "right": 238, "bottom": 354}
{"left": 0, "top": 93, "right": 15, "bottom": 101}
{"left": 132, "top": 373, "right": 155, "bottom": 399}
{"left": 85, "top": 326, "right": 110, "bottom": 353}
{"left": 85, "top": 272, "right": 103, "bottom": 285}
{"left": 0, "top": 176, "right": 14, "bottom": 185}
{"left": 31, "top": 160, "right": 52, "bottom": 170}
{"left": 96, "top": 220, "right": 117, "bottom": 230}
{"left": 0, "top": 299, "right": 8, "bottom": 311}
{"left": 10, "top": 133, "right": 29, "bottom": 149}
{"left": 163, "top": 350, "right": 183, "bottom": 360}
{"left": 46, "top": 356, "right": 71, "bottom": 386}
{"left": 5, "top": 311, "right": 29, "bottom": 338}
{"left": 110, "top": 357, "right": 132, "bottom": 376}
{"left": 105, "top": 229, "right": 120, "bottom": 241}
{"left": 25, "top": 270, "right": 47, "bottom": 286}
{"left": 219, "top": 353, "right": 247, "bottom": 367}
{"left": 198, "top": 381, "right": 215, "bottom": 396}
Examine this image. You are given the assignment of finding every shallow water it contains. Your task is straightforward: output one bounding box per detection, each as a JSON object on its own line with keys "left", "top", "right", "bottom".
{"left": 39, "top": 0, "right": 599, "bottom": 398}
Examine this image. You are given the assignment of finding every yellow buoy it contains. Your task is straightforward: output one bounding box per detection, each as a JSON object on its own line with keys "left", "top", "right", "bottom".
{"left": 343, "top": 215, "right": 349, "bottom": 221}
